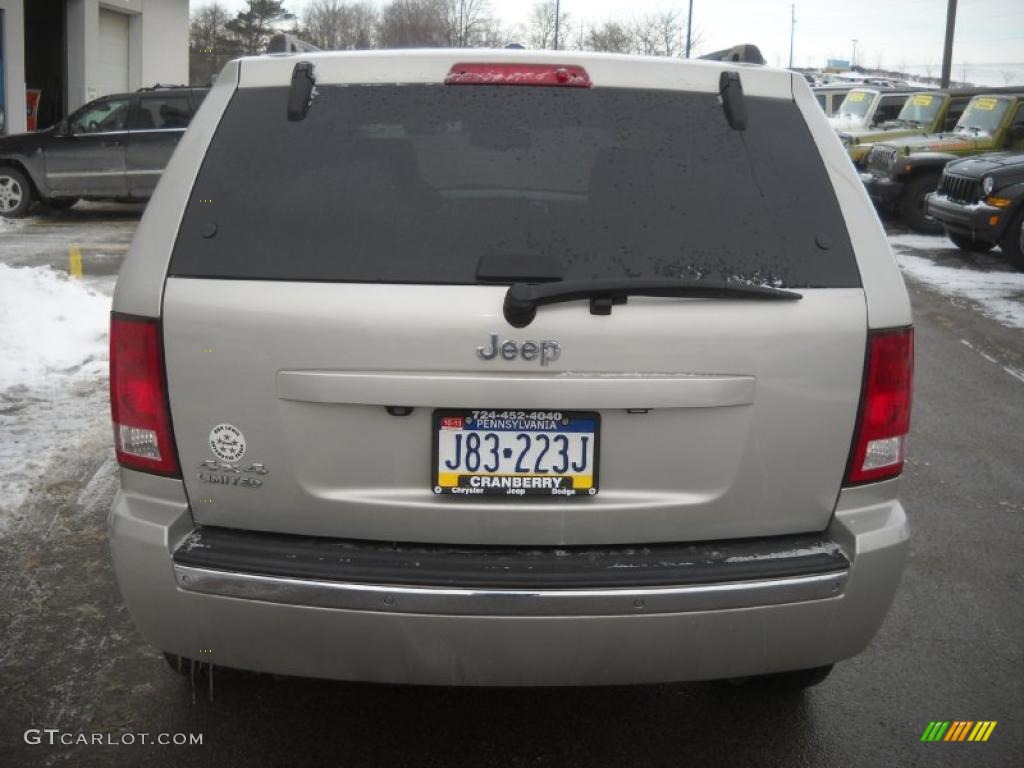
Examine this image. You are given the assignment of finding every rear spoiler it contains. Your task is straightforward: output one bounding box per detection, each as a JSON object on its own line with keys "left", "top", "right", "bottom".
{"left": 699, "top": 45, "right": 765, "bottom": 66}
{"left": 267, "top": 34, "right": 321, "bottom": 54}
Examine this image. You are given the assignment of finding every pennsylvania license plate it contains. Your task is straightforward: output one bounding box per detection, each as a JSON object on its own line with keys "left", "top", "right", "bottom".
{"left": 433, "top": 410, "right": 599, "bottom": 497}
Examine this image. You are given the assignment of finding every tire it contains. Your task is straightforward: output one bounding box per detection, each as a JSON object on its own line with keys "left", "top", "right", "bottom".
{"left": 947, "top": 230, "right": 993, "bottom": 254}
{"left": 0, "top": 167, "right": 33, "bottom": 218}
{"left": 898, "top": 173, "right": 943, "bottom": 234}
{"left": 998, "top": 207, "right": 1024, "bottom": 270}
{"left": 44, "top": 197, "right": 78, "bottom": 211}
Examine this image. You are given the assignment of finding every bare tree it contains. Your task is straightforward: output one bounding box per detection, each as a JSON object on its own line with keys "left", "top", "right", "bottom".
{"left": 528, "top": 1, "right": 570, "bottom": 50}
{"left": 189, "top": 2, "right": 240, "bottom": 85}
{"left": 585, "top": 21, "right": 632, "bottom": 54}
{"left": 302, "top": 0, "right": 377, "bottom": 49}
{"left": 629, "top": 10, "right": 701, "bottom": 57}
{"left": 378, "top": 0, "right": 448, "bottom": 48}
{"left": 443, "top": 0, "right": 494, "bottom": 47}
{"left": 473, "top": 16, "right": 508, "bottom": 48}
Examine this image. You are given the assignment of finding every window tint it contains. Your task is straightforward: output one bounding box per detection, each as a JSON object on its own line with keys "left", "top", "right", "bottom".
{"left": 944, "top": 99, "right": 967, "bottom": 131}
{"left": 171, "top": 85, "right": 860, "bottom": 288}
{"left": 131, "top": 95, "right": 192, "bottom": 130}
{"left": 872, "top": 95, "right": 907, "bottom": 125}
{"left": 815, "top": 94, "right": 827, "bottom": 109}
{"left": 70, "top": 97, "right": 131, "bottom": 134}
{"left": 1008, "top": 105, "right": 1024, "bottom": 149}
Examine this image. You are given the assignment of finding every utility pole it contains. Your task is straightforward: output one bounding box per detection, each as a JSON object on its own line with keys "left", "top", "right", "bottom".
{"left": 940, "top": 0, "right": 957, "bottom": 87}
{"left": 788, "top": 5, "right": 795, "bottom": 69}
{"left": 685, "top": 0, "right": 694, "bottom": 58}
{"left": 553, "top": 0, "right": 561, "bottom": 50}
{"left": 851, "top": 39, "right": 858, "bottom": 68}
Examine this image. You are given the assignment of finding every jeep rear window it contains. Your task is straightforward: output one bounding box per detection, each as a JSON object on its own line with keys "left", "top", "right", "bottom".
{"left": 170, "top": 85, "right": 860, "bottom": 288}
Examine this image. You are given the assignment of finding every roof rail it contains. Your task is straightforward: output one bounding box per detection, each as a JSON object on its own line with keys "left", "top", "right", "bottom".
{"left": 699, "top": 45, "right": 765, "bottom": 66}
{"left": 136, "top": 83, "right": 189, "bottom": 92}
{"left": 267, "top": 33, "right": 321, "bottom": 54}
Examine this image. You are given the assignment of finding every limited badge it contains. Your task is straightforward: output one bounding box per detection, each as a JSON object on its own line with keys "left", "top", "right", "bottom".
{"left": 209, "top": 423, "right": 246, "bottom": 462}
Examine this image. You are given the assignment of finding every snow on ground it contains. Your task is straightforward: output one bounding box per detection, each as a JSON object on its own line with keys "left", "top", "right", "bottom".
{"left": 889, "top": 234, "right": 1024, "bottom": 330}
{"left": 0, "top": 216, "right": 28, "bottom": 232}
{"left": 900, "top": 63, "right": 1024, "bottom": 88}
{"left": 0, "top": 266, "right": 115, "bottom": 530}
{"left": 0, "top": 264, "right": 110, "bottom": 390}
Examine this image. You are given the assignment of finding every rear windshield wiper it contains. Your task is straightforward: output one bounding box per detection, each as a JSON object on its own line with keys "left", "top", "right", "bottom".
{"left": 502, "top": 278, "right": 802, "bottom": 327}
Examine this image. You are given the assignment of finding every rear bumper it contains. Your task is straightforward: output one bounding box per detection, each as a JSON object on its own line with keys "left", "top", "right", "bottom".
{"left": 109, "top": 472, "right": 909, "bottom": 686}
{"left": 861, "top": 172, "right": 904, "bottom": 206}
{"left": 925, "top": 193, "right": 1005, "bottom": 242}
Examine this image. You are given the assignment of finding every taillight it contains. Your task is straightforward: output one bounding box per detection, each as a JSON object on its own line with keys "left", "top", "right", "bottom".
{"left": 445, "top": 63, "right": 592, "bottom": 87}
{"left": 845, "top": 328, "right": 914, "bottom": 485}
{"left": 110, "top": 313, "right": 180, "bottom": 476}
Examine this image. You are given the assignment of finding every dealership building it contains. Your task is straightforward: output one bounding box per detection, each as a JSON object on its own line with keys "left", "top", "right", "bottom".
{"left": 0, "top": 0, "right": 187, "bottom": 135}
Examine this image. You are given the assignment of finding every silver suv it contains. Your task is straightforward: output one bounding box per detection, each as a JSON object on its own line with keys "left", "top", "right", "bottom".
{"left": 109, "top": 49, "right": 913, "bottom": 688}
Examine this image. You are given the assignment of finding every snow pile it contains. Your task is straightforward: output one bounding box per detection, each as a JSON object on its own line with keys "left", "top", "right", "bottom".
{"left": 889, "top": 235, "right": 1024, "bottom": 330}
{"left": 0, "top": 264, "right": 111, "bottom": 391}
{"left": 0, "top": 267, "right": 115, "bottom": 529}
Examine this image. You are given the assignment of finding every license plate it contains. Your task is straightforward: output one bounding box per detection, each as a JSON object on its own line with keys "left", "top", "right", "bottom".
{"left": 433, "top": 410, "right": 599, "bottom": 497}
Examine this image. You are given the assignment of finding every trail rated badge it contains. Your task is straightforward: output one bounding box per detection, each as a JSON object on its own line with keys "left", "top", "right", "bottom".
{"left": 209, "top": 423, "right": 246, "bottom": 462}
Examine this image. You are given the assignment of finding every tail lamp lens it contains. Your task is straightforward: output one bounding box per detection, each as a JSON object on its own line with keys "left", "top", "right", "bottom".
{"left": 845, "top": 328, "right": 914, "bottom": 484}
{"left": 109, "top": 313, "right": 180, "bottom": 476}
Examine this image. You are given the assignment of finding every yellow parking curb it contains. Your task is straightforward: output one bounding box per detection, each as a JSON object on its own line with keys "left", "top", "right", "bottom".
{"left": 68, "top": 246, "right": 83, "bottom": 278}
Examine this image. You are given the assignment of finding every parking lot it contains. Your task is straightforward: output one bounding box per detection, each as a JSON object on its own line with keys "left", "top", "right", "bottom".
{"left": 1, "top": 205, "right": 1022, "bottom": 767}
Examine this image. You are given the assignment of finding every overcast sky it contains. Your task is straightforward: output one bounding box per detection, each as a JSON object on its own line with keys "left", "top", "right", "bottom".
{"left": 201, "top": 0, "right": 1024, "bottom": 70}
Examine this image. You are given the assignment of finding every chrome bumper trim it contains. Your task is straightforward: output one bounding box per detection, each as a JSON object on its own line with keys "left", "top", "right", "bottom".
{"left": 173, "top": 564, "right": 847, "bottom": 617}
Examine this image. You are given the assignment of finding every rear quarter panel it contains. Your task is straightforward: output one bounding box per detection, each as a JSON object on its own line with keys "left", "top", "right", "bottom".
{"left": 791, "top": 74, "right": 912, "bottom": 330}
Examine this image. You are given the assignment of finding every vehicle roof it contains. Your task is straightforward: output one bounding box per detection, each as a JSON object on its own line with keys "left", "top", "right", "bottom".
{"left": 93, "top": 85, "right": 206, "bottom": 100}
{"left": 234, "top": 48, "right": 796, "bottom": 99}
{"left": 946, "top": 85, "right": 1024, "bottom": 97}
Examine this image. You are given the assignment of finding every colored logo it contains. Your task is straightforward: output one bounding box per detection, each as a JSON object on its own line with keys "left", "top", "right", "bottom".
{"left": 921, "top": 721, "right": 997, "bottom": 742}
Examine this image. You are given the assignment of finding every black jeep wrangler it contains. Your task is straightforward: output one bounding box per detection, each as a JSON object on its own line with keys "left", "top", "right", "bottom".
{"left": 926, "top": 151, "right": 1024, "bottom": 268}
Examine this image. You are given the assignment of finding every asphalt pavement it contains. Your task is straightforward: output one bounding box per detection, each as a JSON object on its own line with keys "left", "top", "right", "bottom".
{"left": 0, "top": 209, "right": 1021, "bottom": 768}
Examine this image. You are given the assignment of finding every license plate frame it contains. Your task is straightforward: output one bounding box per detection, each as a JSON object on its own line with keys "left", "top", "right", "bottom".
{"left": 432, "top": 409, "right": 600, "bottom": 498}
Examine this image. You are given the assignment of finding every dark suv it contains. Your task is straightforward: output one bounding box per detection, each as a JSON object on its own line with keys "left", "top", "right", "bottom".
{"left": 0, "top": 85, "right": 207, "bottom": 217}
{"left": 926, "top": 152, "right": 1024, "bottom": 267}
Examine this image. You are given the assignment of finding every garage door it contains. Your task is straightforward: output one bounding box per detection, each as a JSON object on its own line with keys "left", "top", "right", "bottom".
{"left": 97, "top": 9, "right": 129, "bottom": 97}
